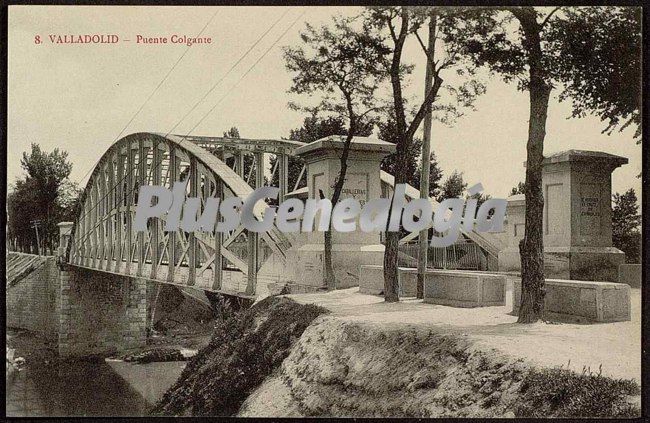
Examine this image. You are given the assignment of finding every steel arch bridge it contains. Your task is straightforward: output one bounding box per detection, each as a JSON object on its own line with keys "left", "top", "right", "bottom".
{"left": 64, "top": 132, "right": 502, "bottom": 298}
{"left": 65, "top": 132, "right": 307, "bottom": 298}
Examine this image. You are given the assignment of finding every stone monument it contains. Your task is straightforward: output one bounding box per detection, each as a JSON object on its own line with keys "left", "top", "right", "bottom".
{"left": 498, "top": 150, "right": 628, "bottom": 281}
{"left": 57, "top": 221, "right": 74, "bottom": 258}
{"left": 282, "top": 135, "right": 395, "bottom": 289}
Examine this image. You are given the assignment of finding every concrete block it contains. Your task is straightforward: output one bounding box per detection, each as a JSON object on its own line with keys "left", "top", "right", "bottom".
{"left": 499, "top": 247, "right": 625, "bottom": 282}
{"left": 397, "top": 269, "right": 418, "bottom": 297}
{"left": 359, "top": 265, "right": 384, "bottom": 295}
{"left": 423, "top": 270, "right": 506, "bottom": 307}
{"left": 359, "top": 265, "right": 417, "bottom": 296}
{"left": 289, "top": 244, "right": 385, "bottom": 290}
{"left": 618, "top": 264, "right": 642, "bottom": 288}
{"left": 512, "top": 278, "right": 631, "bottom": 322}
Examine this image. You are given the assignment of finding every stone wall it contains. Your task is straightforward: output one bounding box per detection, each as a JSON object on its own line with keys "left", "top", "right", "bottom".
{"left": 6, "top": 256, "right": 58, "bottom": 336}
{"left": 58, "top": 266, "right": 147, "bottom": 357}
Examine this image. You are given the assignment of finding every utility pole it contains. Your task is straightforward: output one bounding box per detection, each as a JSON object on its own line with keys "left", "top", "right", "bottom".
{"left": 31, "top": 219, "right": 42, "bottom": 256}
{"left": 417, "top": 13, "right": 437, "bottom": 299}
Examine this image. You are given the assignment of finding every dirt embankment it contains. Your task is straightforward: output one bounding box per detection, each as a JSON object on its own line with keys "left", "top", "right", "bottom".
{"left": 239, "top": 317, "right": 530, "bottom": 417}
{"left": 153, "top": 296, "right": 639, "bottom": 418}
{"left": 239, "top": 316, "right": 639, "bottom": 418}
{"left": 151, "top": 296, "right": 327, "bottom": 416}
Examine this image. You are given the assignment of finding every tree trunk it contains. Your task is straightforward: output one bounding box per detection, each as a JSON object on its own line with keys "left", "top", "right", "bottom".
{"left": 512, "top": 8, "right": 552, "bottom": 323}
{"left": 323, "top": 107, "right": 356, "bottom": 290}
{"left": 383, "top": 232, "right": 400, "bottom": 302}
{"left": 383, "top": 8, "right": 444, "bottom": 302}
{"left": 323, "top": 229, "right": 335, "bottom": 290}
{"left": 383, "top": 10, "right": 410, "bottom": 302}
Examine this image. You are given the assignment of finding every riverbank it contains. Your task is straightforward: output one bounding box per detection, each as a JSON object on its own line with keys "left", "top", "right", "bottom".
{"left": 154, "top": 290, "right": 640, "bottom": 417}
{"left": 5, "top": 282, "right": 219, "bottom": 416}
{"left": 286, "top": 287, "right": 642, "bottom": 383}
{"left": 8, "top": 286, "right": 641, "bottom": 417}
{"left": 6, "top": 328, "right": 150, "bottom": 417}
{"left": 6, "top": 319, "right": 213, "bottom": 417}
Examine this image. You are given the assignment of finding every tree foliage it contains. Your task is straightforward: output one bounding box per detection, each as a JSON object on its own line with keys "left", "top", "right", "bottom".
{"left": 443, "top": 6, "right": 642, "bottom": 139}
{"left": 223, "top": 127, "right": 240, "bottom": 139}
{"left": 412, "top": 152, "right": 444, "bottom": 198}
{"left": 284, "top": 16, "right": 390, "bottom": 289}
{"left": 612, "top": 189, "right": 641, "bottom": 263}
{"left": 436, "top": 170, "right": 467, "bottom": 202}
{"left": 284, "top": 17, "right": 390, "bottom": 121}
{"left": 546, "top": 7, "right": 642, "bottom": 140}
{"left": 7, "top": 144, "right": 79, "bottom": 254}
{"left": 377, "top": 114, "right": 443, "bottom": 194}
{"left": 510, "top": 181, "right": 526, "bottom": 196}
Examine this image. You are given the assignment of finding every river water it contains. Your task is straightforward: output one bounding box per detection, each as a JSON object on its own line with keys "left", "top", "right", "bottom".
{"left": 6, "top": 358, "right": 152, "bottom": 417}
{"left": 6, "top": 356, "right": 187, "bottom": 417}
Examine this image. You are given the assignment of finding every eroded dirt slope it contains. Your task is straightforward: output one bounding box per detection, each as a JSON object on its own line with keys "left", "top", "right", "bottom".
{"left": 239, "top": 316, "right": 639, "bottom": 418}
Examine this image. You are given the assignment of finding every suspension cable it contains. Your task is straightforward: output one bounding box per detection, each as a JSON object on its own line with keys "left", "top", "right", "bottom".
{"left": 76, "top": 8, "right": 220, "bottom": 186}
{"left": 70, "top": 9, "right": 306, "bottom": 249}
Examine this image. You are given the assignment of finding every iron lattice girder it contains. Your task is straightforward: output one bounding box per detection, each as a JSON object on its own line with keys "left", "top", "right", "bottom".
{"left": 66, "top": 132, "right": 294, "bottom": 297}
{"left": 169, "top": 133, "right": 306, "bottom": 155}
{"left": 65, "top": 132, "right": 499, "bottom": 298}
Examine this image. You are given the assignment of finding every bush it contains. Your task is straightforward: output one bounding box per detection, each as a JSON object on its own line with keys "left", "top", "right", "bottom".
{"left": 151, "top": 296, "right": 327, "bottom": 416}
{"left": 515, "top": 366, "right": 640, "bottom": 418}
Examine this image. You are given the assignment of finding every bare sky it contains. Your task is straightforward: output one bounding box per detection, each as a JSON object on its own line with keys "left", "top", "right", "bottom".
{"left": 7, "top": 6, "right": 642, "bottom": 200}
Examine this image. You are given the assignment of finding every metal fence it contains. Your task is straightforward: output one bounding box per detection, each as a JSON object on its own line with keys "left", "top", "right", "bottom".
{"left": 398, "top": 238, "right": 486, "bottom": 270}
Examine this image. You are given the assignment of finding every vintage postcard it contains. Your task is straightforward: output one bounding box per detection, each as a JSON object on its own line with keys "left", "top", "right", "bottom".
{"left": 5, "top": 3, "right": 644, "bottom": 418}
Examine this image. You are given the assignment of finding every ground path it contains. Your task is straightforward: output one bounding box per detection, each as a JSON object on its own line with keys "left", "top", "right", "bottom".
{"left": 286, "top": 286, "right": 641, "bottom": 382}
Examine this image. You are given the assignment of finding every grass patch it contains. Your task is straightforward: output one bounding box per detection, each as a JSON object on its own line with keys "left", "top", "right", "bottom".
{"left": 151, "top": 296, "right": 327, "bottom": 416}
{"left": 515, "top": 366, "right": 640, "bottom": 418}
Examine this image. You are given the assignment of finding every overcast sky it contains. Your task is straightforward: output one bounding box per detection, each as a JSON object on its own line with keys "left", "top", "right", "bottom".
{"left": 8, "top": 6, "right": 642, "bottom": 200}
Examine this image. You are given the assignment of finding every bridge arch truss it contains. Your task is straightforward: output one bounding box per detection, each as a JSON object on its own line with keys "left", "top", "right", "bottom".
{"left": 66, "top": 133, "right": 303, "bottom": 297}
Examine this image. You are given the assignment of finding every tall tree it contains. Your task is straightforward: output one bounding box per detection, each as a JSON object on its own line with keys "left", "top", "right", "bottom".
{"left": 612, "top": 189, "right": 641, "bottom": 264}
{"left": 436, "top": 170, "right": 468, "bottom": 202}
{"left": 7, "top": 144, "right": 77, "bottom": 254}
{"left": 443, "top": 5, "right": 641, "bottom": 322}
{"left": 223, "top": 127, "right": 240, "bottom": 139}
{"left": 434, "top": 169, "right": 494, "bottom": 209}
{"left": 284, "top": 17, "right": 390, "bottom": 289}
{"left": 7, "top": 179, "right": 40, "bottom": 252}
{"left": 366, "top": 6, "right": 485, "bottom": 302}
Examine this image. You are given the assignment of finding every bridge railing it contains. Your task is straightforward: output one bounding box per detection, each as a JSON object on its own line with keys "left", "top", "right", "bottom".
{"left": 398, "top": 238, "right": 487, "bottom": 271}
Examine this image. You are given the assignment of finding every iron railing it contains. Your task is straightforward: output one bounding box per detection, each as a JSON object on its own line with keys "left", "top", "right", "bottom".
{"left": 398, "top": 238, "right": 486, "bottom": 270}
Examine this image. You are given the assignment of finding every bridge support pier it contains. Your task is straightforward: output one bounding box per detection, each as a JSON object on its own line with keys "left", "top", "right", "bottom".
{"left": 58, "top": 266, "right": 147, "bottom": 357}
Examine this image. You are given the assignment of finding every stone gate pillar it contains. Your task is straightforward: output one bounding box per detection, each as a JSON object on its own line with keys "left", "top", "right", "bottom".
{"left": 498, "top": 150, "right": 627, "bottom": 281}
{"left": 56, "top": 221, "right": 73, "bottom": 258}
{"left": 284, "top": 136, "right": 395, "bottom": 289}
{"left": 543, "top": 150, "right": 627, "bottom": 281}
